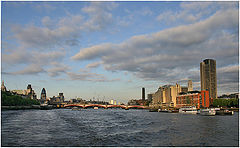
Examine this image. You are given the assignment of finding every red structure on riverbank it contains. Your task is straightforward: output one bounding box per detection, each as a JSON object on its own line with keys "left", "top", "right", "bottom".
{"left": 176, "top": 91, "right": 210, "bottom": 109}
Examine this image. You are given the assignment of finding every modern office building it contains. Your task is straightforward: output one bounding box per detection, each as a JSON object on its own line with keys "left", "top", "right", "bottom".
{"left": 200, "top": 59, "right": 217, "bottom": 100}
{"left": 41, "top": 88, "right": 46, "bottom": 100}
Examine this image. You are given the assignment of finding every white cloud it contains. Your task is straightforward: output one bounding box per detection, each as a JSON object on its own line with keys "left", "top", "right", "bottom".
{"left": 157, "top": 1, "right": 238, "bottom": 25}
{"left": 47, "top": 63, "right": 70, "bottom": 77}
{"left": 86, "top": 61, "right": 103, "bottom": 69}
{"left": 72, "top": 8, "right": 238, "bottom": 89}
{"left": 8, "top": 64, "right": 45, "bottom": 75}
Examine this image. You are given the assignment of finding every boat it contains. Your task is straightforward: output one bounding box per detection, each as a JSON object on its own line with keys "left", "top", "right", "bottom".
{"left": 179, "top": 106, "right": 197, "bottom": 114}
{"left": 200, "top": 108, "right": 216, "bottom": 116}
{"left": 72, "top": 107, "right": 81, "bottom": 111}
{"left": 94, "top": 107, "right": 99, "bottom": 110}
{"left": 216, "top": 109, "right": 234, "bottom": 115}
{"left": 40, "top": 103, "right": 53, "bottom": 110}
{"left": 158, "top": 108, "right": 168, "bottom": 113}
{"left": 168, "top": 110, "right": 179, "bottom": 113}
{"left": 149, "top": 109, "right": 158, "bottom": 112}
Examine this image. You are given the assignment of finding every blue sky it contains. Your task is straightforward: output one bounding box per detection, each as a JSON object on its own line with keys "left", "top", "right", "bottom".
{"left": 1, "top": 1, "right": 239, "bottom": 103}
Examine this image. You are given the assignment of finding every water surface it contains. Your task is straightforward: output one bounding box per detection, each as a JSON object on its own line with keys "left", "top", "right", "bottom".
{"left": 1, "top": 109, "right": 239, "bottom": 147}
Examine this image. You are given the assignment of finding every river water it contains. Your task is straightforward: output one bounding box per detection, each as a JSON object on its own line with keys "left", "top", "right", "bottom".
{"left": 1, "top": 109, "right": 239, "bottom": 147}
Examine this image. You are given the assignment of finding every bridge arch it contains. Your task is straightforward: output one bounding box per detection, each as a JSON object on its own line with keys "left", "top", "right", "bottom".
{"left": 106, "top": 105, "right": 126, "bottom": 109}
{"left": 127, "top": 105, "right": 145, "bottom": 109}
{"left": 84, "top": 104, "right": 107, "bottom": 109}
{"left": 64, "top": 104, "right": 84, "bottom": 108}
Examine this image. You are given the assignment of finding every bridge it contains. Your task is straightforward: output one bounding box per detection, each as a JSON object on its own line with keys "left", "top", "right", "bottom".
{"left": 64, "top": 104, "right": 147, "bottom": 109}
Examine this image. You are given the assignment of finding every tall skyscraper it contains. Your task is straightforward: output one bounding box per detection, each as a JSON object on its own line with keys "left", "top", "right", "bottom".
{"left": 41, "top": 88, "right": 47, "bottom": 100}
{"left": 200, "top": 59, "right": 217, "bottom": 99}
{"left": 142, "top": 87, "right": 145, "bottom": 101}
{"left": 188, "top": 80, "right": 193, "bottom": 91}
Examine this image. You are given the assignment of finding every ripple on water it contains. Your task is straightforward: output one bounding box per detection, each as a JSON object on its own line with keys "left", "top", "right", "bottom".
{"left": 1, "top": 109, "right": 239, "bottom": 147}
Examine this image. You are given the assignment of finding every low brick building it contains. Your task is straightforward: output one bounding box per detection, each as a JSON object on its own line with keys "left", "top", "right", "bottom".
{"left": 176, "top": 91, "right": 210, "bottom": 109}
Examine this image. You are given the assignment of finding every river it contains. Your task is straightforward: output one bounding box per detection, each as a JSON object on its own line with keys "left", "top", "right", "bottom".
{"left": 1, "top": 109, "right": 239, "bottom": 147}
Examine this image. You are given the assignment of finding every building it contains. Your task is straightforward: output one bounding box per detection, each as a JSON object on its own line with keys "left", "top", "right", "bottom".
{"left": 49, "top": 93, "right": 65, "bottom": 105}
{"left": 147, "top": 93, "right": 153, "bottom": 102}
{"left": 181, "top": 87, "right": 188, "bottom": 93}
{"left": 1, "top": 81, "right": 7, "bottom": 92}
{"left": 152, "top": 83, "right": 181, "bottom": 108}
{"left": 200, "top": 59, "right": 217, "bottom": 101}
{"left": 142, "top": 87, "right": 145, "bottom": 101}
{"left": 41, "top": 88, "right": 46, "bottom": 100}
{"left": 188, "top": 80, "right": 193, "bottom": 91}
{"left": 109, "top": 99, "right": 114, "bottom": 105}
{"left": 11, "top": 84, "right": 37, "bottom": 99}
{"left": 176, "top": 91, "right": 210, "bottom": 109}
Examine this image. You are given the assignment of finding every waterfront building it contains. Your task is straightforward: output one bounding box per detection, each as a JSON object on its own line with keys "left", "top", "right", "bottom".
{"left": 40, "top": 88, "right": 47, "bottom": 100}
{"left": 11, "top": 84, "right": 37, "bottom": 99}
{"left": 152, "top": 83, "right": 181, "bottom": 108}
{"left": 176, "top": 90, "right": 210, "bottom": 108}
{"left": 1, "top": 81, "right": 7, "bottom": 92}
{"left": 109, "top": 99, "right": 114, "bottom": 105}
{"left": 200, "top": 59, "right": 217, "bottom": 101}
{"left": 147, "top": 93, "right": 153, "bottom": 102}
{"left": 49, "top": 93, "right": 65, "bottom": 105}
{"left": 40, "top": 88, "right": 47, "bottom": 104}
{"left": 142, "top": 87, "right": 145, "bottom": 101}
{"left": 188, "top": 80, "right": 193, "bottom": 91}
{"left": 59, "top": 93, "right": 64, "bottom": 102}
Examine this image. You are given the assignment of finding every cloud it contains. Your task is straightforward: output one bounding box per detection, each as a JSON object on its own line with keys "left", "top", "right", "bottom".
{"left": 86, "top": 61, "right": 103, "bottom": 69}
{"left": 157, "top": 1, "right": 238, "bottom": 25}
{"left": 67, "top": 71, "right": 120, "bottom": 82}
{"left": 9, "top": 2, "right": 118, "bottom": 50}
{"left": 2, "top": 47, "right": 31, "bottom": 65}
{"left": 72, "top": 8, "right": 238, "bottom": 91}
{"left": 2, "top": 49, "right": 67, "bottom": 75}
{"left": 47, "top": 62, "right": 70, "bottom": 77}
{"left": 7, "top": 64, "right": 45, "bottom": 75}
{"left": 81, "top": 2, "right": 118, "bottom": 31}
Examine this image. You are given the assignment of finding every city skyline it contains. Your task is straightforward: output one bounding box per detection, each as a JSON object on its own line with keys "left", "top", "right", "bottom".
{"left": 2, "top": 1, "right": 239, "bottom": 103}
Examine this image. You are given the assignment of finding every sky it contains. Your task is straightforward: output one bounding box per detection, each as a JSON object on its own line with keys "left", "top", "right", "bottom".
{"left": 1, "top": 1, "right": 239, "bottom": 103}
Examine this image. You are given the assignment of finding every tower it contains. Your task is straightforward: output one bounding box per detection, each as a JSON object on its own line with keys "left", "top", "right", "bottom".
{"left": 142, "top": 87, "right": 145, "bottom": 101}
{"left": 200, "top": 59, "right": 217, "bottom": 100}
{"left": 41, "top": 88, "right": 47, "bottom": 101}
{"left": 27, "top": 84, "right": 32, "bottom": 94}
{"left": 188, "top": 80, "right": 193, "bottom": 91}
{"left": 1, "top": 81, "right": 6, "bottom": 92}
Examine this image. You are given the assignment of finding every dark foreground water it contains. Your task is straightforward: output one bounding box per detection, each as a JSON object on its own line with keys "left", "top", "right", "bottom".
{"left": 1, "top": 109, "right": 239, "bottom": 147}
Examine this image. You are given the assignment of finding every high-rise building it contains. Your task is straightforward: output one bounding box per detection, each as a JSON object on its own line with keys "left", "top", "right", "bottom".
{"left": 142, "top": 87, "right": 145, "bottom": 101}
{"left": 41, "top": 88, "right": 47, "bottom": 101}
{"left": 200, "top": 59, "right": 217, "bottom": 100}
{"left": 188, "top": 80, "right": 193, "bottom": 91}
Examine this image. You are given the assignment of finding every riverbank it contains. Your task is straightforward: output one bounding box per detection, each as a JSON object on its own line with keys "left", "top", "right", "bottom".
{"left": 2, "top": 105, "right": 41, "bottom": 110}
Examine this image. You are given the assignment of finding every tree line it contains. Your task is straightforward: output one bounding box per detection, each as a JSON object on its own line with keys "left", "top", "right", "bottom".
{"left": 1, "top": 91, "right": 40, "bottom": 106}
{"left": 213, "top": 98, "right": 239, "bottom": 108}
